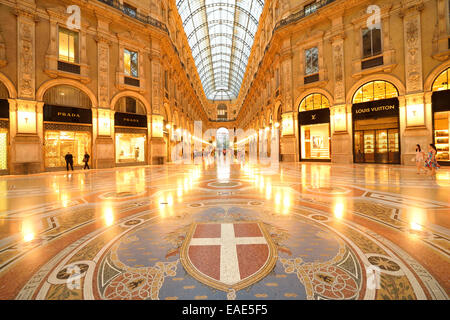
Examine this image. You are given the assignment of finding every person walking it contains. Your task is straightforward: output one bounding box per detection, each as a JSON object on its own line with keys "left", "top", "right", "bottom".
{"left": 83, "top": 152, "right": 90, "bottom": 170}
{"left": 65, "top": 152, "right": 74, "bottom": 171}
{"left": 415, "top": 144, "right": 425, "bottom": 174}
{"left": 424, "top": 144, "right": 440, "bottom": 177}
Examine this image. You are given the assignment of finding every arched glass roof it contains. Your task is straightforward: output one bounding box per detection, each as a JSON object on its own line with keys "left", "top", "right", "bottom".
{"left": 176, "top": 0, "right": 264, "bottom": 101}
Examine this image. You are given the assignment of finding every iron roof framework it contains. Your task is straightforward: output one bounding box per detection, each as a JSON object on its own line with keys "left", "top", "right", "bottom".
{"left": 176, "top": 0, "right": 264, "bottom": 101}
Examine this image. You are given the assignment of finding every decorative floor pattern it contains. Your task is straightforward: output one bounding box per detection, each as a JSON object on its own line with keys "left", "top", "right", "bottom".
{"left": 0, "top": 161, "right": 448, "bottom": 300}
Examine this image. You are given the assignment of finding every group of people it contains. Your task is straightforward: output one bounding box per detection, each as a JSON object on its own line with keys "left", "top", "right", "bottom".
{"left": 64, "top": 151, "right": 90, "bottom": 171}
{"left": 415, "top": 144, "right": 441, "bottom": 177}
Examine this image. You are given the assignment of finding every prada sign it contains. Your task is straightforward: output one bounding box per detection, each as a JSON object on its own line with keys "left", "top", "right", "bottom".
{"left": 44, "top": 105, "right": 92, "bottom": 124}
{"left": 432, "top": 90, "right": 450, "bottom": 112}
{"left": 352, "top": 98, "right": 399, "bottom": 120}
{"left": 299, "top": 108, "right": 330, "bottom": 125}
{"left": 0, "top": 99, "right": 9, "bottom": 119}
{"left": 115, "top": 112, "right": 147, "bottom": 128}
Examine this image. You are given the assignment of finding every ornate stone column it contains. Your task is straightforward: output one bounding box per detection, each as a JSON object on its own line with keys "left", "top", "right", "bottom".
{"left": 400, "top": 1, "right": 429, "bottom": 165}
{"left": 94, "top": 28, "right": 115, "bottom": 169}
{"left": 149, "top": 41, "right": 165, "bottom": 164}
{"left": 10, "top": 4, "right": 42, "bottom": 174}
{"left": 330, "top": 17, "right": 353, "bottom": 164}
{"left": 279, "top": 47, "right": 297, "bottom": 162}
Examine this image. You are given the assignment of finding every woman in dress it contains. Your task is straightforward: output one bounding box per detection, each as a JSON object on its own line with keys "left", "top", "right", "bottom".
{"left": 424, "top": 144, "right": 440, "bottom": 177}
{"left": 415, "top": 144, "right": 425, "bottom": 174}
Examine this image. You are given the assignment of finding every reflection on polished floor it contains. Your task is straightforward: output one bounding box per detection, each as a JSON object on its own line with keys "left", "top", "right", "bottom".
{"left": 0, "top": 159, "right": 449, "bottom": 300}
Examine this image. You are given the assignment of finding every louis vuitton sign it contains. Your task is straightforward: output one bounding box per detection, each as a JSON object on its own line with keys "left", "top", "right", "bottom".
{"left": 352, "top": 98, "right": 399, "bottom": 120}
{"left": 299, "top": 108, "right": 330, "bottom": 125}
{"left": 114, "top": 112, "right": 147, "bottom": 128}
{"left": 44, "top": 105, "right": 92, "bottom": 124}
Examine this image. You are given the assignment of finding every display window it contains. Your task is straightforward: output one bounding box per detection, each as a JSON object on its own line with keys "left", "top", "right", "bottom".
{"left": 298, "top": 93, "right": 331, "bottom": 161}
{"left": 434, "top": 111, "right": 449, "bottom": 162}
{"left": 45, "top": 131, "right": 91, "bottom": 168}
{"left": 300, "top": 123, "right": 330, "bottom": 160}
{"left": 115, "top": 133, "right": 146, "bottom": 163}
{"left": 432, "top": 68, "right": 450, "bottom": 165}
{"left": 353, "top": 117, "right": 399, "bottom": 164}
{"left": 0, "top": 128, "right": 7, "bottom": 170}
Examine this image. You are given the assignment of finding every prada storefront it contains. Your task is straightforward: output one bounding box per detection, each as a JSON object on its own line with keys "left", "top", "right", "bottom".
{"left": 114, "top": 112, "right": 147, "bottom": 165}
{"left": 298, "top": 93, "right": 331, "bottom": 161}
{"left": 432, "top": 68, "right": 450, "bottom": 165}
{"left": 43, "top": 104, "right": 92, "bottom": 169}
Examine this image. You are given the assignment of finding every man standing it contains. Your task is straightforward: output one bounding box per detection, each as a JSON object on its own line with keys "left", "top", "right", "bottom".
{"left": 83, "top": 152, "right": 90, "bottom": 170}
{"left": 65, "top": 152, "right": 74, "bottom": 171}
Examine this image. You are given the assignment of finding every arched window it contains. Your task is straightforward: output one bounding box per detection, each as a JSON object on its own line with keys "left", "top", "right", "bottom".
{"left": 43, "top": 85, "right": 91, "bottom": 108}
{"left": 299, "top": 93, "right": 330, "bottom": 112}
{"left": 115, "top": 97, "right": 146, "bottom": 115}
{"left": 352, "top": 81, "right": 398, "bottom": 104}
{"left": 432, "top": 68, "right": 449, "bottom": 91}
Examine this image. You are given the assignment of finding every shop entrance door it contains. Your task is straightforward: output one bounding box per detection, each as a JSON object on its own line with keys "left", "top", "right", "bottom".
{"left": 354, "top": 128, "right": 399, "bottom": 164}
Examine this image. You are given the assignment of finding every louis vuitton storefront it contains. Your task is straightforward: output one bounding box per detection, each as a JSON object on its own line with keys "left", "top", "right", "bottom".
{"left": 43, "top": 85, "right": 93, "bottom": 170}
{"left": 352, "top": 81, "right": 400, "bottom": 164}
{"left": 298, "top": 93, "right": 331, "bottom": 161}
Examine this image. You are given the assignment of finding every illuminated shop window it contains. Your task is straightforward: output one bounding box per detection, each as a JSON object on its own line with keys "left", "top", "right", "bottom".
{"left": 44, "top": 131, "right": 91, "bottom": 168}
{"left": 432, "top": 68, "right": 449, "bottom": 91}
{"left": 432, "top": 68, "right": 450, "bottom": 162}
{"left": 299, "top": 93, "right": 330, "bottom": 112}
{"left": 305, "top": 47, "right": 319, "bottom": 75}
{"left": 362, "top": 27, "right": 382, "bottom": 58}
{"left": 352, "top": 81, "right": 398, "bottom": 104}
{"left": 124, "top": 49, "right": 138, "bottom": 77}
{"left": 58, "top": 27, "right": 79, "bottom": 63}
{"left": 115, "top": 133, "right": 146, "bottom": 163}
{"left": 0, "top": 129, "right": 7, "bottom": 170}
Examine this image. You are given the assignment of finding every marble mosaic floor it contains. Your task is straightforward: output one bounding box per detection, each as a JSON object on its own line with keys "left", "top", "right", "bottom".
{"left": 0, "top": 159, "right": 449, "bottom": 300}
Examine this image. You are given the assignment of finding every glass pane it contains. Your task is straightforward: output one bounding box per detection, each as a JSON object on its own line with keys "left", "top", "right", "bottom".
{"left": 362, "top": 28, "right": 372, "bottom": 58}
{"left": 58, "top": 28, "right": 78, "bottom": 63}
{"left": 312, "top": 94, "right": 322, "bottom": 110}
{"left": 362, "top": 82, "right": 374, "bottom": 102}
{"left": 372, "top": 28, "right": 382, "bottom": 56}
{"left": 305, "top": 94, "right": 314, "bottom": 111}
{"left": 124, "top": 49, "right": 131, "bottom": 76}
{"left": 116, "top": 133, "right": 146, "bottom": 163}
{"left": 432, "top": 69, "right": 449, "bottom": 91}
{"left": 373, "top": 81, "right": 386, "bottom": 100}
{"left": 130, "top": 51, "right": 138, "bottom": 77}
{"left": 126, "top": 97, "right": 137, "bottom": 114}
{"left": 353, "top": 88, "right": 364, "bottom": 104}
{"left": 305, "top": 47, "right": 319, "bottom": 75}
{"left": 58, "top": 31, "right": 69, "bottom": 62}
{"left": 385, "top": 82, "right": 398, "bottom": 98}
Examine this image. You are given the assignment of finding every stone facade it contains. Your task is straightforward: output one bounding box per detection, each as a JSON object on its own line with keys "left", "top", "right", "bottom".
{"left": 0, "top": 0, "right": 208, "bottom": 174}
{"left": 235, "top": 0, "right": 450, "bottom": 165}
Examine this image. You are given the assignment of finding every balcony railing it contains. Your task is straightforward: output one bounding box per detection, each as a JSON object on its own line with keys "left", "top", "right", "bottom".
{"left": 97, "top": 0, "right": 168, "bottom": 33}
{"left": 275, "top": 0, "right": 336, "bottom": 31}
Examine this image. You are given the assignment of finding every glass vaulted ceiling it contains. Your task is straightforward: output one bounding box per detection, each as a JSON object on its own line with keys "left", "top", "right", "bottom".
{"left": 177, "top": 0, "right": 264, "bottom": 101}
